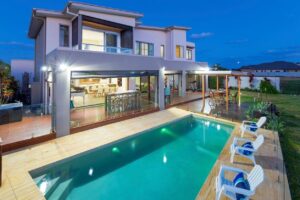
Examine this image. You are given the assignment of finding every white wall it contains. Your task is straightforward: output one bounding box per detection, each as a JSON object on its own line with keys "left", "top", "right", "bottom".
{"left": 228, "top": 76, "right": 281, "bottom": 91}
{"left": 134, "top": 28, "right": 167, "bottom": 57}
{"left": 35, "top": 23, "right": 46, "bottom": 81}
{"left": 79, "top": 10, "right": 136, "bottom": 27}
{"left": 169, "top": 29, "right": 187, "bottom": 61}
{"left": 46, "top": 17, "right": 72, "bottom": 54}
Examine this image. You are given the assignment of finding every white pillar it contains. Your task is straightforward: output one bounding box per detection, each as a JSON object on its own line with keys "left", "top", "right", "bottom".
{"left": 158, "top": 67, "right": 165, "bottom": 110}
{"left": 205, "top": 75, "right": 209, "bottom": 91}
{"left": 181, "top": 70, "right": 186, "bottom": 96}
{"left": 52, "top": 67, "right": 70, "bottom": 137}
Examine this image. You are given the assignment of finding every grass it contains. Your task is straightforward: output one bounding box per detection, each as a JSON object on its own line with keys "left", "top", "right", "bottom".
{"left": 239, "top": 90, "right": 300, "bottom": 199}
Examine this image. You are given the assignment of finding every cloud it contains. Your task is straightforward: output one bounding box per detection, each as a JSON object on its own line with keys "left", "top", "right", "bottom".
{"left": 190, "top": 32, "right": 214, "bottom": 39}
{"left": 264, "top": 45, "right": 300, "bottom": 58}
{"left": 225, "top": 39, "right": 248, "bottom": 45}
{"left": 0, "top": 41, "right": 34, "bottom": 48}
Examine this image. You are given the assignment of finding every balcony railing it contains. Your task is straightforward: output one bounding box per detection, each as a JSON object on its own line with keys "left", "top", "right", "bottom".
{"left": 79, "top": 43, "right": 134, "bottom": 55}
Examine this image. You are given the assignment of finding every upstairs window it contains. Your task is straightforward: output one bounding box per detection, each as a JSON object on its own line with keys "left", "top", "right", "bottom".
{"left": 160, "top": 45, "right": 165, "bottom": 58}
{"left": 59, "top": 25, "right": 69, "bottom": 47}
{"left": 186, "top": 48, "right": 193, "bottom": 60}
{"left": 176, "top": 45, "right": 184, "bottom": 58}
{"left": 136, "top": 41, "right": 154, "bottom": 56}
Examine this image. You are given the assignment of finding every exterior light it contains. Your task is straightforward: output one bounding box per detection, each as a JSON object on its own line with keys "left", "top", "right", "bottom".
{"left": 59, "top": 63, "right": 68, "bottom": 71}
{"left": 41, "top": 66, "right": 48, "bottom": 72}
{"left": 217, "top": 124, "right": 221, "bottom": 130}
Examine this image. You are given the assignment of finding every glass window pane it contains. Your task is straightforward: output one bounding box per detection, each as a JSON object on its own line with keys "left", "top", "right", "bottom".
{"left": 82, "top": 27, "right": 104, "bottom": 51}
{"left": 160, "top": 45, "right": 164, "bottom": 58}
{"left": 59, "top": 25, "right": 69, "bottom": 47}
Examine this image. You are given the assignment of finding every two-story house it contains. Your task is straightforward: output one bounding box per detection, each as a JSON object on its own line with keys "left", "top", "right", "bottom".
{"left": 28, "top": 1, "right": 208, "bottom": 136}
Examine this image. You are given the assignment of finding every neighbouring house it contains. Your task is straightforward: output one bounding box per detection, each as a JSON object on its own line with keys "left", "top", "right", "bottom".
{"left": 228, "top": 61, "right": 300, "bottom": 93}
{"left": 28, "top": 1, "right": 209, "bottom": 136}
{"left": 10, "top": 59, "right": 34, "bottom": 104}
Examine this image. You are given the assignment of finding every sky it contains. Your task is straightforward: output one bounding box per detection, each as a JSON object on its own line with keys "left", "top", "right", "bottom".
{"left": 0, "top": 0, "right": 300, "bottom": 68}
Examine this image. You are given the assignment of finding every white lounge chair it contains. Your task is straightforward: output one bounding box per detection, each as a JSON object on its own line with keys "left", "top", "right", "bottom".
{"left": 230, "top": 135, "right": 264, "bottom": 165}
{"left": 215, "top": 164, "right": 264, "bottom": 200}
{"left": 240, "top": 116, "right": 267, "bottom": 137}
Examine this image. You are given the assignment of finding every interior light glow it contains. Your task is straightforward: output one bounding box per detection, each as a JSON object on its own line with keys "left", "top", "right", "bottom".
{"left": 217, "top": 124, "right": 221, "bottom": 130}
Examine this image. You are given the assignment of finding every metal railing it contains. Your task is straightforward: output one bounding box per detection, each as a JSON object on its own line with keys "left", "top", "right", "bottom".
{"left": 79, "top": 44, "right": 134, "bottom": 54}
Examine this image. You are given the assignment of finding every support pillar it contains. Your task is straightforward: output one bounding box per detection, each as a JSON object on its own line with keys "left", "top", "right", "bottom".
{"left": 53, "top": 67, "right": 71, "bottom": 137}
{"left": 158, "top": 67, "right": 165, "bottom": 110}
{"left": 225, "top": 75, "right": 229, "bottom": 111}
{"left": 180, "top": 70, "right": 186, "bottom": 97}
{"left": 216, "top": 76, "right": 219, "bottom": 90}
{"left": 238, "top": 76, "right": 241, "bottom": 107}
{"left": 201, "top": 75, "right": 205, "bottom": 112}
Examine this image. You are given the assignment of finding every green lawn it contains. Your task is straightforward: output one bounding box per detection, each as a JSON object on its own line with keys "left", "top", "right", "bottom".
{"left": 239, "top": 91, "right": 300, "bottom": 199}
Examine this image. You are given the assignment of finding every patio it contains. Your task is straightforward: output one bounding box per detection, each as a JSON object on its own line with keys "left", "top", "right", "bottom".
{"left": 0, "top": 108, "right": 290, "bottom": 199}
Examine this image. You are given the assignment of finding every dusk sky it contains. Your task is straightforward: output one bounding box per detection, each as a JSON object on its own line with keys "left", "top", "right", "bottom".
{"left": 1, "top": 0, "right": 299, "bottom": 68}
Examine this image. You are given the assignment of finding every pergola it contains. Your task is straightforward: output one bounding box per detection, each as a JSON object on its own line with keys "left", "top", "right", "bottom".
{"left": 195, "top": 70, "right": 250, "bottom": 112}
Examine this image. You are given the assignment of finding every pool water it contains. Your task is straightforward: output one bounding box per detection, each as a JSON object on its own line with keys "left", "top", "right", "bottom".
{"left": 30, "top": 116, "right": 234, "bottom": 200}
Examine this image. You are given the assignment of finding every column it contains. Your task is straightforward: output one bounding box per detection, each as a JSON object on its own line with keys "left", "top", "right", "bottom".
{"left": 181, "top": 70, "right": 186, "bottom": 97}
{"left": 238, "top": 76, "right": 241, "bottom": 107}
{"left": 52, "top": 67, "right": 71, "bottom": 137}
{"left": 158, "top": 67, "right": 165, "bottom": 110}
{"left": 225, "top": 75, "right": 229, "bottom": 111}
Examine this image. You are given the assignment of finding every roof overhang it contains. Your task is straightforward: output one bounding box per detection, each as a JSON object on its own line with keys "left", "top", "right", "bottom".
{"left": 28, "top": 9, "right": 72, "bottom": 39}
{"left": 66, "top": 2, "right": 144, "bottom": 19}
{"left": 192, "top": 70, "right": 250, "bottom": 76}
{"left": 136, "top": 25, "right": 191, "bottom": 32}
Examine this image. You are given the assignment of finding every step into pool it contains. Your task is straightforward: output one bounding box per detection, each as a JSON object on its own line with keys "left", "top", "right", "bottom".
{"left": 30, "top": 115, "right": 234, "bottom": 200}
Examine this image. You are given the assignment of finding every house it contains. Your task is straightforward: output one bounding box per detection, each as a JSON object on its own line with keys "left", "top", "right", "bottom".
{"left": 10, "top": 59, "right": 34, "bottom": 104}
{"left": 228, "top": 61, "right": 300, "bottom": 93}
{"left": 28, "top": 1, "right": 209, "bottom": 136}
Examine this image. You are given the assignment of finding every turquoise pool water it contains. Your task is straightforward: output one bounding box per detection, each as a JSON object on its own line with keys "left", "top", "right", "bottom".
{"left": 30, "top": 116, "right": 234, "bottom": 200}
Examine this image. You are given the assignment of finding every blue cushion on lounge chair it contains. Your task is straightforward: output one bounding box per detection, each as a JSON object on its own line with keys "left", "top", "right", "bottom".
{"left": 238, "top": 142, "right": 253, "bottom": 156}
{"left": 249, "top": 123, "right": 257, "bottom": 132}
{"left": 233, "top": 172, "right": 250, "bottom": 200}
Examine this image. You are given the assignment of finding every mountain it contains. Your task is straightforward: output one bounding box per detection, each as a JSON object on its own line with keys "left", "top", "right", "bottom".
{"left": 239, "top": 61, "right": 300, "bottom": 71}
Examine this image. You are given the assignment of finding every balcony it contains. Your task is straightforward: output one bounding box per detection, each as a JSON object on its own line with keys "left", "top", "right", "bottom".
{"left": 77, "top": 44, "right": 134, "bottom": 55}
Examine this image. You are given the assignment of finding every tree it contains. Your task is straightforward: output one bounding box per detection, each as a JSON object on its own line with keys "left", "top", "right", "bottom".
{"left": 0, "top": 60, "right": 19, "bottom": 104}
{"left": 211, "top": 64, "right": 229, "bottom": 71}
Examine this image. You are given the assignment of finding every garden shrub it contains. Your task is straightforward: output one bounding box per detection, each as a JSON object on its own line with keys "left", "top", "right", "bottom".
{"left": 259, "top": 79, "right": 278, "bottom": 94}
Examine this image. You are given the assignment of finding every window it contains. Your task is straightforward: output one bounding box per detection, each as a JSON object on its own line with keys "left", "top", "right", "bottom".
{"left": 160, "top": 45, "right": 165, "bottom": 58}
{"left": 136, "top": 41, "right": 154, "bottom": 56}
{"left": 176, "top": 45, "right": 184, "bottom": 58}
{"left": 59, "top": 25, "right": 69, "bottom": 47}
{"left": 186, "top": 48, "right": 193, "bottom": 60}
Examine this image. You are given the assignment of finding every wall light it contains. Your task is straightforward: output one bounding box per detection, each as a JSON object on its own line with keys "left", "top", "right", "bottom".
{"left": 41, "top": 66, "right": 48, "bottom": 72}
{"left": 58, "top": 63, "right": 68, "bottom": 71}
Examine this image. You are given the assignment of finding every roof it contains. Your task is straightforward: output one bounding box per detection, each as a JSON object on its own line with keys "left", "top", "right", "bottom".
{"left": 240, "top": 61, "right": 300, "bottom": 71}
{"left": 66, "top": 2, "right": 144, "bottom": 18}
{"left": 28, "top": 1, "right": 191, "bottom": 39}
{"left": 28, "top": 1, "right": 143, "bottom": 38}
{"left": 136, "top": 25, "right": 191, "bottom": 31}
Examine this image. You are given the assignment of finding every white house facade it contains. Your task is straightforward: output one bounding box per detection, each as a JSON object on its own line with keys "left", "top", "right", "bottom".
{"left": 28, "top": 2, "right": 208, "bottom": 136}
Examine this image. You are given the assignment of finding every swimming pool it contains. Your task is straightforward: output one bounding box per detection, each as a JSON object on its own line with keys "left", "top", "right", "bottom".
{"left": 30, "top": 115, "right": 234, "bottom": 200}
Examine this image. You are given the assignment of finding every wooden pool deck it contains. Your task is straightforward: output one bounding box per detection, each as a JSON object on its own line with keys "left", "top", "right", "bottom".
{"left": 0, "top": 108, "right": 290, "bottom": 200}
{"left": 196, "top": 114, "right": 291, "bottom": 200}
